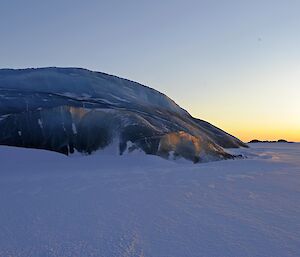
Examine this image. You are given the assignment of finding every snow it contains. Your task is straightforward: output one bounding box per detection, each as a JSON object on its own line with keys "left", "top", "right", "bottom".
{"left": 0, "top": 114, "right": 9, "bottom": 121}
{"left": 0, "top": 143, "right": 299, "bottom": 257}
{"left": 71, "top": 123, "right": 77, "bottom": 134}
{"left": 37, "top": 118, "right": 43, "bottom": 129}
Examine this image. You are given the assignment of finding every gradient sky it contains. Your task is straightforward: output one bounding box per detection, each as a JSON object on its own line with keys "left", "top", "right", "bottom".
{"left": 1, "top": 0, "right": 299, "bottom": 142}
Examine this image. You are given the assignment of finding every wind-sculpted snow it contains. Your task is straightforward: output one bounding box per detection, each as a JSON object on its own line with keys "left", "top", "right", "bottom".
{"left": 0, "top": 143, "right": 299, "bottom": 256}
{"left": 0, "top": 67, "right": 247, "bottom": 162}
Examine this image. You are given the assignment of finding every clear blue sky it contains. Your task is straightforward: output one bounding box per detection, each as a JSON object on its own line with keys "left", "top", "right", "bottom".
{"left": 1, "top": 0, "right": 300, "bottom": 141}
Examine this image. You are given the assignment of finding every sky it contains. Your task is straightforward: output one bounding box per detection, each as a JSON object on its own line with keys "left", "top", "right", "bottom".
{"left": 1, "top": 0, "right": 299, "bottom": 142}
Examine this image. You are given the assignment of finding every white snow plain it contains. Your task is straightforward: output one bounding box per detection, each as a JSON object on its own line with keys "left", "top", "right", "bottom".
{"left": 0, "top": 143, "right": 299, "bottom": 257}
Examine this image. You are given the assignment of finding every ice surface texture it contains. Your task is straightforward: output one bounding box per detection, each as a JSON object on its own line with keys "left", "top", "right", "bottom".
{"left": 0, "top": 67, "right": 247, "bottom": 162}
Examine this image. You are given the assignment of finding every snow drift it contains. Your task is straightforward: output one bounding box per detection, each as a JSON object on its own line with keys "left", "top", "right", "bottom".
{"left": 0, "top": 143, "right": 299, "bottom": 256}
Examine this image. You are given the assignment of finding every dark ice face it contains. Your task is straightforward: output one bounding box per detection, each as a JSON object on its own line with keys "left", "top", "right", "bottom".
{"left": 0, "top": 68, "right": 247, "bottom": 162}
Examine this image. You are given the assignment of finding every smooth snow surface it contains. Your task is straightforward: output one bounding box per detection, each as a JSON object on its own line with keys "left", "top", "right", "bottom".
{"left": 0, "top": 143, "right": 299, "bottom": 257}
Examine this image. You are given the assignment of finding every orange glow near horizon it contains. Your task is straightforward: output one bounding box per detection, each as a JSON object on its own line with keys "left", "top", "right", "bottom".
{"left": 195, "top": 116, "right": 300, "bottom": 143}
{"left": 224, "top": 126, "right": 300, "bottom": 143}
{"left": 168, "top": 65, "right": 300, "bottom": 144}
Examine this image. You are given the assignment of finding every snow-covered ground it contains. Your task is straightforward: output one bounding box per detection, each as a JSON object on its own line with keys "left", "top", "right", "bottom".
{"left": 0, "top": 143, "right": 299, "bottom": 257}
